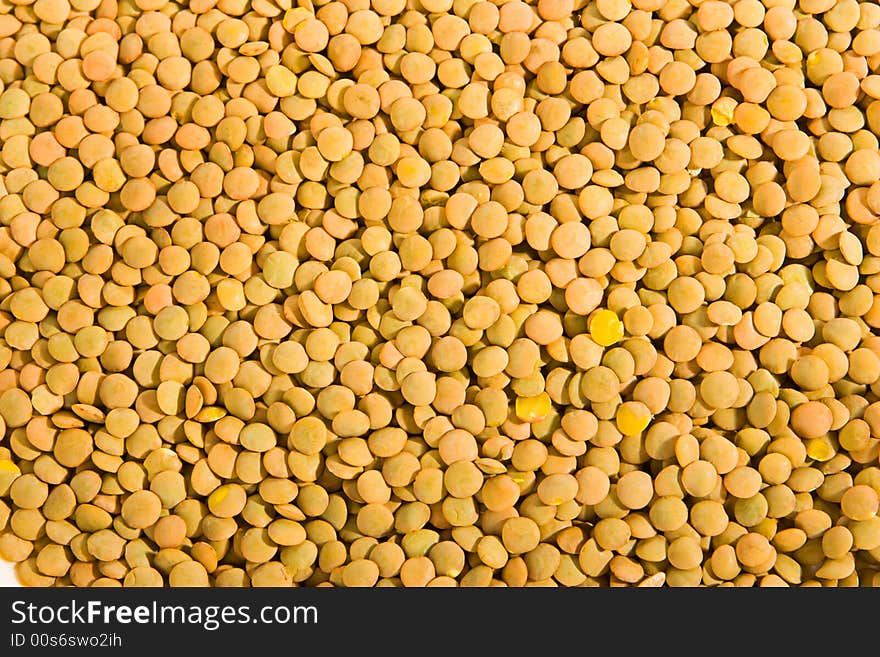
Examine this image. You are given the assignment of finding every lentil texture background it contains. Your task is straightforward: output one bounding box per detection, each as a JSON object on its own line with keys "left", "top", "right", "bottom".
{"left": 1, "top": 0, "right": 880, "bottom": 588}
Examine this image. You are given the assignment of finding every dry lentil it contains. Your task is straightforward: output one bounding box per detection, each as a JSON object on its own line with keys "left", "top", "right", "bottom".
{"left": 0, "top": 0, "right": 878, "bottom": 591}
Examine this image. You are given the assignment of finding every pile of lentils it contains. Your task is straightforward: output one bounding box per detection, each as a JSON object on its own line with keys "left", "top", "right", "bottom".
{"left": 1, "top": 0, "right": 880, "bottom": 588}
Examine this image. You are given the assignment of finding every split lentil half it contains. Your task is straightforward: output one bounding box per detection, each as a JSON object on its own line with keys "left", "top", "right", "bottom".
{"left": 1, "top": 0, "right": 880, "bottom": 589}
